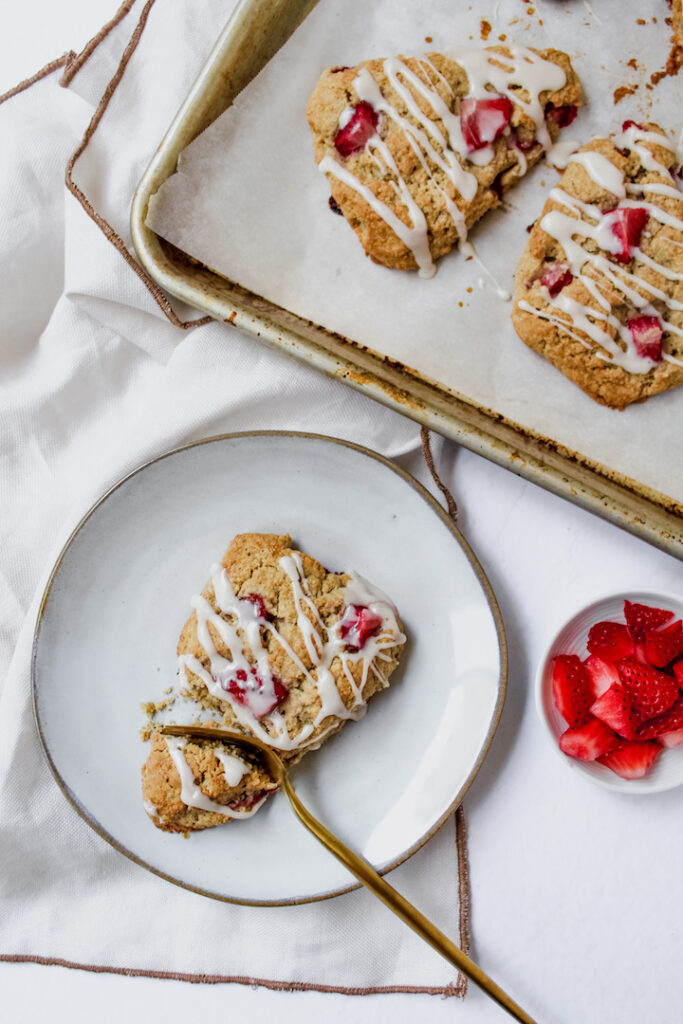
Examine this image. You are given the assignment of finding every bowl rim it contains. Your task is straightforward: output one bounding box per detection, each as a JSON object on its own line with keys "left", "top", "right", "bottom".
{"left": 535, "top": 588, "right": 683, "bottom": 794}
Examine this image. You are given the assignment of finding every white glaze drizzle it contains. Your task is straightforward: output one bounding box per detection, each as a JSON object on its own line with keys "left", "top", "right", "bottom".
{"left": 320, "top": 46, "right": 568, "bottom": 277}
{"left": 214, "top": 748, "right": 249, "bottom": 787}
{"left": 522, "top": 125, "right": 683, "bottom": 372}
{"left": 164, "top": 736, "right": 268, "bottom": 819}
{"left": 179, "top": 560, "right": 405, "bottom": 754}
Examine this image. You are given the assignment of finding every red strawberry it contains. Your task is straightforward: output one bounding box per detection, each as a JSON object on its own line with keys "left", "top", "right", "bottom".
{"left": 624, "top": 599, "right": 674, "bottom": 640}
{"left": 617, "top": 658, "right": 679, "bottom": 718}
{"left": 644, "top": 620, "right": 683, "bottom": 667}
{"left": 622, "top": 119, "right": 645, "bottom": 132}
{"left": 222, "top": 667, "right": 287, "bottom": 718}
{"left": 587, "top": 621, "right": 634, "bottom": 662}
{"left": 552, "top": 655, "right": 593, "bottom": 726}
{"left": 583, "top": 655, "right": 620, "bottom": 700}
{"left": 545, "top": 103, "right": 578, "bottom": 128}
{"left": 606, "top": 207, "right": 648, "bottom": 262}
{"left": 627, "top": 316, "right": 663, "bottom": 363}
{"left": 334, "top": 101, "right": 379, "bottom": 157}
{"left": 339, "top": 604, "right": 383, "bottom": 651}
{"left": 559, "top": 718, "right": 620, "bottom": 761}
{"left": 597, "top": 740, "right": 662, "bottom": 780}
{"left": 243, "top": 593, "right": 272, "bottom": 622}
{"left": 674, "top": 661, "right": 683, "bottom": 686}
{"left": 637, "top": 694, "right": 683, "bottom": 740}
{"left": 539, "top": 261, "right": 573, "bottom": 297}
{"left": 460, "top": 95, "right": 512, "bottom": 151}
{"left": 590, "top": 684, "right": 640, "bottom": 739}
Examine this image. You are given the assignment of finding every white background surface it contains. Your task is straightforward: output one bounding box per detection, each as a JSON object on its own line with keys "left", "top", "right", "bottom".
{"left": 1, "top": 2, "right": 682, "bottom": 1024}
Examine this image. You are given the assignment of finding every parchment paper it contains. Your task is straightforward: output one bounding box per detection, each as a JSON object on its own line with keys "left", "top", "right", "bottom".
{"left": 147, "top": 0, "right": 683, "bottom": 505}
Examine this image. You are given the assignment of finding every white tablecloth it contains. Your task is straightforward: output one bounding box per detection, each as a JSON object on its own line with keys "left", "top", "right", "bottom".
{"left": 1, "top": 2, "right": 682, "bottom": 1022}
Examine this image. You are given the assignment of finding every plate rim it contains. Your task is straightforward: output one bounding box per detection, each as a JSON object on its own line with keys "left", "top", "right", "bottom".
{"left": 31, "top": 429, "right": 508, "bottom": 906}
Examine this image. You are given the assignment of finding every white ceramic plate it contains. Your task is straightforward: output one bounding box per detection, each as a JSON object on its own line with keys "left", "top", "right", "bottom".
{"left": 33, "top": 432, "right": 505, "bottom": 904}
{"left": 536, "top": 590, "right": 683, "bottom": 795}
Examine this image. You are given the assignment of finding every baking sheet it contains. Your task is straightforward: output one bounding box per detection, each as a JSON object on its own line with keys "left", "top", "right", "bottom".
{"left": 147, "top": 0, "right": 683, "bottom": 505}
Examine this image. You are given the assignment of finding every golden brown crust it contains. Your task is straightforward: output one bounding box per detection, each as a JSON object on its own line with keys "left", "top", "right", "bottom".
{"left": 306, "top": 47, "right": 581, "bottom": 271}
{"left": 511, "top": 125, "right": 683, "bottom": 409}
{"left": 674, "top": 0, "right": 683, "bottom": 48}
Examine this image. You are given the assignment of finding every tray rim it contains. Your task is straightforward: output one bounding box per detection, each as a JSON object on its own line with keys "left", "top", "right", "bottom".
{"left": 31, "top": 429, "right": 508, "bottom": 906}
{"left": 129, "top": 0, "right": 683, "bottom": 561}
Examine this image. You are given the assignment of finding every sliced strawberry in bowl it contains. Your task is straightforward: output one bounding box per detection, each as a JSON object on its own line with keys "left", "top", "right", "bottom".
{"left": 334, "top": 101, "right": 379, "bottom": 158}
{"left": 590, "top": 684, "right": 641, "bottom": 739}
{"left": 551, "top": 654, "right": 593, "bottom": 726}
{"left": 627, "top": 316, "right": 663, "bottom": 363}
{"left": 605, "top": 207, "right": 648, "bottom": 262}
{"left": 559, "top": 718, "right": 620, "bottom": 761}
{"left": 624, "top": 599, "right": 674, "bottom": 641}
{"left": 644, "top": 620, "right": 683, "bottom": 667}
{"left": 617, "top": 658, "right": 679, "bottom": 719}
{"left": 597, "top": 740, "right": 662, "bottom": 780}
{"left": 460, "top": 95, "right": 512, "bottom": 151}
{"left": 586, "top": 621, "right": 634, "bottom": 662}
{"left": 583, "top": 655, "right": 620, "bottom": 700}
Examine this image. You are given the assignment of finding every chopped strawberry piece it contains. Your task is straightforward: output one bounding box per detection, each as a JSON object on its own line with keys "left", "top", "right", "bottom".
{"left": 339, "top": 604, "right": 383, "bottom": 651}
{"left": 552, "top": 655, "right": 593, "bottom": 726}
{"left": 559, "top": 718, "right": 620, "bottom": 760}
{"left": 644, "top": 620, "right": 683, "bottom": 667}
{"left": 637, "top": 693, "right": 683, "bottom": 740}
{"left": 622, "top": 119, "right": 644, "bottom": 132}
{"left": 627, "top": 316, "right": 663, "bottom": 363}
{"left": 583, "top": 655, "right": 620, "bottom": 700}
{"left": 617, "top": 658, "right": 679, "bottom": 719}
{"left": 222, "top": 667, "right": 288, "bottom": 718}
{"left": 659, "top": 729, "right": 683, "bottom": 749}
{"left": 590, "top": 684, "right": 640, "bottom": 739}
{"left": 460, "top": 95, "right": 512, "bottom": 151}
{"left": 243, "top": 593, "right": 272, "bottom": 622}
{"left": 334, "top": 101, "right": 379, "bottom": 158}
{"left": 597, "top": 740, "right": 661, "bottom": 780}
{"left": 227, "top": 788, "right": 276, "bottom": 812}
{"left": 624, "top": 600, "right": 674, "bottom": 640}
{"left": 539, "top": 261, "right": 573, "bottom": 297}
{"left": 516, "top": 135, "right": 539, "bottom": 152}
{"left": 545, "top": 103, "right": 578, "bottom": 128}
{"left": 606, "top": 207, "right": 648, "bottom": 262}
{"left": 586, "top": 621, "right": 634, "bottom": 662}
{"left": 674, "top": 661, "right": 683, "bottom": 686}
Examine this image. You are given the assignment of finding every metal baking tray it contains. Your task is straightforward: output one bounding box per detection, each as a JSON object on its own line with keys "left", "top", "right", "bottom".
{"left": 130, "top": 0, "right": 683, "bottom": 559}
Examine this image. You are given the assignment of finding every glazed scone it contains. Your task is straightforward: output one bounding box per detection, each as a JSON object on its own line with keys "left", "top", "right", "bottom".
{"left": 176, "top": 533, "right": 405, "bottom": 766}
{"left": 511, "top": 121, "right": 683, "bottom": 409}
{"left": 142, "top": 728, "right": 279, "bottom": 833}
{"left": 306, "top": 45, "right": 582, "bottom": 276}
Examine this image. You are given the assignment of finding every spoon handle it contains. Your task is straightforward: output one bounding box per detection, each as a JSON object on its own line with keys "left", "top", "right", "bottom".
{"left": 281, "top": 777, "right": 537, "bottom": 1024}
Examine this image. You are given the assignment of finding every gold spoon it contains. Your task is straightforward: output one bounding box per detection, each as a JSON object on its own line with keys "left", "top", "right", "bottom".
{"left": 161, "top": 724, "right": 537, "bottom": 1023}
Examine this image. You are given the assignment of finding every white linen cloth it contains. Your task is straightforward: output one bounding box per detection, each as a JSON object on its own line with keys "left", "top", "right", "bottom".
{"left": 1, "top": 3, "right": 683, "bottom": 1022}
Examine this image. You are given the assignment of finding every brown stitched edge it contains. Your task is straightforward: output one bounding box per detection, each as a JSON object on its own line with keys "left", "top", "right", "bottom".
{"left": 420, "top": 428, "right": 470, "bottom": 998}
{"left": 0, "top": 955, "right": 457, "bottom": 996}
{"left": 0, "top": 0, "right": 137, "bottom": 105}
{"left": 63, "top": 0, "right": 211, "bottom": 331}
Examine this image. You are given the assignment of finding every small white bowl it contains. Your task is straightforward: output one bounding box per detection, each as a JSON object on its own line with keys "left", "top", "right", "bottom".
{"left": 536, "top": 590, "right": 683, "bottom": 794}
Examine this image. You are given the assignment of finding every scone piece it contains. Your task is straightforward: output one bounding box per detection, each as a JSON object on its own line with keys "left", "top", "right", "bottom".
{"left": 306, "top": 45, "right": 581, "bottom": 276}
{"left": 511, "top": 121, "right": 683, "bottom": 409}
{"left": 177, "top": 533, "right": 405, "bottom": 766}
{"left": 674, "top": 0, "right": 683, "bottom": 48}
{"left": 142, "top": 728, "right": 279, "bottom": 833}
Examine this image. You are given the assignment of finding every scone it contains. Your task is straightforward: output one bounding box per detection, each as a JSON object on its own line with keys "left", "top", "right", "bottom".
{"left": 306, "top": 45, "right": 582, "bottom": 276}
{"left": 511, "top": 121, "right": 683, "bottom": 409}
{"left": 142, "top": 728, "right": 279, "bottom": 833}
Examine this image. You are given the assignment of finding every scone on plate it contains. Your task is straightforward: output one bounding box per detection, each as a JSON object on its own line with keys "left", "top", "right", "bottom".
{"left": 142, "top": 533, "right": 406, "bottom": 832}
{"left": 306, "top": 45, "right": 581, "bottom": 276}
{"left": 142, "top": 728, "right": 279, "bottom": 833}
{"left": 511, "top": 121, "right": 683, "bottom": 409}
